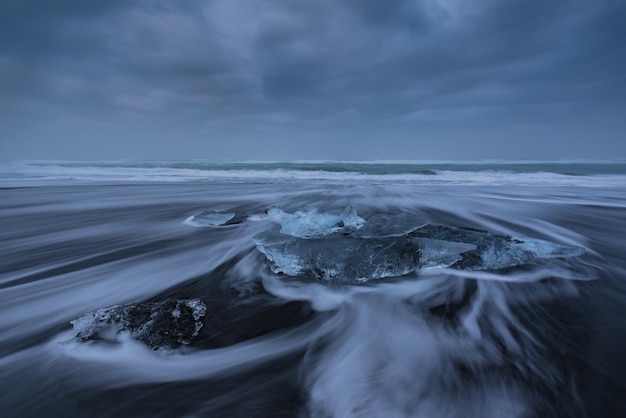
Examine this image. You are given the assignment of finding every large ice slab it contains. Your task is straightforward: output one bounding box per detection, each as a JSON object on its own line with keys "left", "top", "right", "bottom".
{"left": 253, "top": 226, "right": 585, "bottom": 284}
{"left": 266, "top": 206, "right": 365, "bottom": 238}
{"left": 254, "top": 232, "right": 420, "bottom": 282}
{"left": 254, "top": 207, "right": 585, "bottom": 283}
{"left": 253, "top": 232, "right": 475, "bottom": 283}
{"left": 70, "top": 299, "right": 207, "bottom": 350}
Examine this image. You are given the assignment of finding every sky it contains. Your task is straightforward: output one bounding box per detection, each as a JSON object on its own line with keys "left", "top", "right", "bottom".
{"left": 0, "top": 0, "right": 625, "bottom": 161}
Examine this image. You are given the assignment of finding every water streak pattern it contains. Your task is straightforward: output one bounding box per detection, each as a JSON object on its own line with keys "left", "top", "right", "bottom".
{"left": 0, "top": 161, "right": 625, "bottom": 417}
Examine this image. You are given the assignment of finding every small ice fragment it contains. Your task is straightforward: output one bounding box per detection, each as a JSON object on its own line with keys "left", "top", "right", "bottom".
{"left": 266, "top": 206, "right": 365, "bottom": 238}
{"left": 477, "top": 237, "right": 585, "bottom": 270}
{"left": 185, "top": 211, "right": 235, "bottom": 227}
{"left": 267, "top": 207, "right": 341, "bottom": 238}
{"left": 410, "top": 225, "right": 585, "bottom": 270}
{"left": 339, "top": 205, "right": 366, "bottom": 232}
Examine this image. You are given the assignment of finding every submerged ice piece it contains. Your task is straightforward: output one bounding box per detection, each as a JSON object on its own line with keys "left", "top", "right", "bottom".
{"left": 253, "top": 232, "right": 474, "bottom": 283}
{"left": 266, "top": 205, "right": 365, "bottom": 238}
{"left": 185, "top": 210, "right": 240, "bottom": 227}
{"left": 71, "top": 299, "right": 207, "bottom": 350}
{"left": 410, "top": 225, "right": 585, "bottom": 270}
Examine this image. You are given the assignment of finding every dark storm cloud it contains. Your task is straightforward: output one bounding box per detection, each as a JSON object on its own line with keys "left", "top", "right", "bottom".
{"left": 0, "top": 0, "right": 624, "bottom": 160}
{"left": 0, "top": 0, "right": 127, "bottom": 59}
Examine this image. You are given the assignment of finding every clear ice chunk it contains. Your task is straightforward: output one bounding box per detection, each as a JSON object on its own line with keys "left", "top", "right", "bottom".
{"left": 253, "top": 232, "right": 475, "bottom": 283}
{"left": 266, "top": 206, "right": 365, "bottom": 238}
{"left": 410, "top": 225, "right": 585, "bottom": 270}
{"left": 185, "top": 211, "right": 235, "bottom": 227}
{"left": 413, "top": 237, "right": 478, "bottom": 269}
{"left": 476, "top": 237, "right": 585, "bottom": 270}
{"left": 70, "top": 299, "right": 207, "bottom": 350}
{"left": 339, "top": 205, "right": 366, "bottom": 233}
{"left": 253, "top": 222, "right": 585, "bottom": 283}
{"left": 254, "top": 232, "right": 420, "bottom": 282}
{"left": 254, "top": 209, "right": 585, "bottom": 283}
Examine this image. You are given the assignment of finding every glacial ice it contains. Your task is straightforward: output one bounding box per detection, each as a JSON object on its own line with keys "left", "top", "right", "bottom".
{"left": 339, "top": 205, "right": 366, "bottom": 233}
{"left": 410, "top": 225, "right": 585, "bottom": 270}
{"left": 254, "top": 232, "right": 420, "bottom": 282}
{"left": 185, "top": 211, "right": 236, "bottom": 227}
{"left": 355, "top": 212, "right": 429, "bottom": 238}
{"left": 266, "top": 206, "right": 365, "bottom": 238}
{"left": 253, "top": 232, "right": 475, "bottom": 283}
{"left": 70, "top": 299, "right": 207, "bottom": 350}
{"left": 414, "top": 237, "right": 478, "bottom": 269}
{"left": 253, "top": 210, "right": 585, "bottom": 283}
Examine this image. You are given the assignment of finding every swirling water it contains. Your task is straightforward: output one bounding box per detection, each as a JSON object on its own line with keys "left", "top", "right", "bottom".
{"left": 1, "top": 161, "right": 625, "bottom": 417}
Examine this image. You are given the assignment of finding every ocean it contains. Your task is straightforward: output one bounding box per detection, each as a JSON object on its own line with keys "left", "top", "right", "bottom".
{"left": 1, "top": 160, "right": 625, "bottom": 417}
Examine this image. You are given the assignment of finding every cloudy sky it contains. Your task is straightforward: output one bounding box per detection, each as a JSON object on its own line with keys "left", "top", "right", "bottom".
{"left": 0, "top": 0, "right": 624, "bottom": 161}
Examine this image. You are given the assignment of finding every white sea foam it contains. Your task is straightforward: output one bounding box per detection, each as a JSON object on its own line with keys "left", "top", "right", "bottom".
{"left": 259, "top": 271, "right": 578, "bottom": 418}
{"left": 1, "top": 161, "right": 626, "bottom": 187}
{"left": 53, "top": 322, "right": 317, "bottom": 387}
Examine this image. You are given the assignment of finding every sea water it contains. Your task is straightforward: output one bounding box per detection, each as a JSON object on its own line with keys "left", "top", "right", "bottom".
{"left": 0, "top": 160, "right": 625, "bottom": 417}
